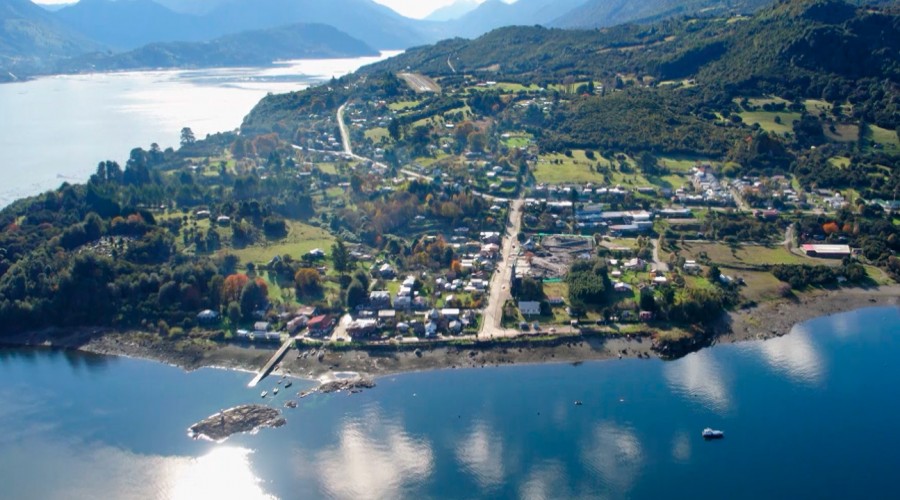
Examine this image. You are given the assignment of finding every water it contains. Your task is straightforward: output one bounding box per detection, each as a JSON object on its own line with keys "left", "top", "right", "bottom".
{"left": 1, "top": 306, "right": 899, "bottom": 499}
{"left": 0, "top": 52, "right": 398, "bottom": 208}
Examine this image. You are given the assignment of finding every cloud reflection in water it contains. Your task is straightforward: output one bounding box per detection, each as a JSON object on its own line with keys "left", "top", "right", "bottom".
{"left": 664, "top": 351, "right": 731, "bottom": 412}
{"left": 455, "top": 420, "right": 505, "bottom": 489}
{"left": 581, "top": 422, "right": 644, "bottom": 493}
{"left": 754, "top": 324, "right": 825, "bottom": 385}
{"left": 304, "top": 411, "right": 434, "bottom": 500}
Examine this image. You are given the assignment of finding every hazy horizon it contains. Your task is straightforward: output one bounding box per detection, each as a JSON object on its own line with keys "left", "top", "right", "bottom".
{"left": 30, "top": 0, "right": 504, "bottom": 20}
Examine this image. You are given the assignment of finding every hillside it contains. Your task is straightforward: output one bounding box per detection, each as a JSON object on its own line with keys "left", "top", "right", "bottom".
{"left": 551, "top": 0, "right": 772, "bottom": 28}
{"left": 61, "top": 23, "right": 378, "bottom": 72}
{"left": 0, "top": 0, "right": 98, "bottom": 79}
{"left": 440, "top": 0, "right": 589, "bottom": 38}
{"left": 53, "top": 0, "right": 203, "bottom": 49}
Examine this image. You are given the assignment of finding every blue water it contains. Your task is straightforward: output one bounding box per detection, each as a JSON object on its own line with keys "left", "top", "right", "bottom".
{"left": 1, "top": 306, "right": 899, "bottom": 499}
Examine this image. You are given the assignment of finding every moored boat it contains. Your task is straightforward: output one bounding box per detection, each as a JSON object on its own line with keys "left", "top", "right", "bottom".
{"left": 702, "top": 428, "right": 724, "bottom": 439}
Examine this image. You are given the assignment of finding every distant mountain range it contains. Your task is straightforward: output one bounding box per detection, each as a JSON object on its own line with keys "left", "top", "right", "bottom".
{"left": 6, "top": 0, "right": 896, "bottom": 82}
{"left": 58, "top": 23, "right": 378, "bottom": 72}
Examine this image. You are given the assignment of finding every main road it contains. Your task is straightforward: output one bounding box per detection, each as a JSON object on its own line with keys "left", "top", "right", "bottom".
{"left": 479, "top": 197, "right": 525, "bottom": 339}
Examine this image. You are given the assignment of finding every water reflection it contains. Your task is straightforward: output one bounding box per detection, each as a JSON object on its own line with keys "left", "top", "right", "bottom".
{"left": 754, "top": 325, "right": 824, "bottom": 385}
{"left": 455, "top": 420, "right": 505, "bottom": 489}
{"left": 0, "top": 439, "right": 272, "bottom": 500}
{"left": 581, "top": 422, "right": 644, "bottom": 493}
{"left": 519, "top": 460, "right": 571, "bottom": 500}
{"left": 300, "top": 411, "right": 434, "bottom": 500}
{"left": 664, "top": 352, "right": 731, "bottom": 412}
{"left": 671, "top": 431, "right": 692, "bottom": 463}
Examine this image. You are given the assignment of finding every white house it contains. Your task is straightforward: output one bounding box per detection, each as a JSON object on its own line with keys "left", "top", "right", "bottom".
{"left": 518, "top": 301, "right": 542, "bottom": 316}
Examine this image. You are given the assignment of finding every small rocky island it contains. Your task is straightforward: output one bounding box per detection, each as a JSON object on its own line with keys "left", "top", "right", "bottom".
{"left": 189, "top": 405, "right": 286, "bottom": 442}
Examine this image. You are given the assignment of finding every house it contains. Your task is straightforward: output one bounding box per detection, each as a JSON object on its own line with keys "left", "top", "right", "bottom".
{"left": 425, "top": 321, "right": 438, "bottom": 337}
{"left": 441, "top": 308, "right": 461, "bottom": 319}
{"left": 402, "top": 275, "right": 416, "bottom": 288}
{"left": 518, "top": 301, "right": 542, "bottom": 316}
{"left": 547, "top": 296, "right": 565, "bottom": 306}
{"left": 347, "top": 319, "right": 380, "bottom": 338}
{"left": 378, "top": 263, "right": 396, "bottom": 278}
{"left": 395, "top": 295, "right": 413, "bottom": 309}
{"left": 683, "top": 260, "right": 702, "bottom": 274}
{"left": 640, "top": 311, "right": 654, "bottom": 321}
{"left": 623, "top": 258, "right": 645, "bottom": 270}
{"left": 216, "top": 215, "right": 231, "bottom": 226}
{"left": 254, "top": 321, "right": 271, "bottom": 332}
{"left": 196, "top": 309, "right": 219, "bottom": 324}
{"left": 307, "top": 315, "right": 334, "bottom": 336}
{"left": 802, "top": 244, "right": 852, "bottom": 258}
{"left": 235, "top": 329, "right": 251, "bottom": 340}
{"left": 296, "top": 305, "right": 318, "bottom": 317}
{"left": 369, "top": 291, "right": 392, "bottom": 309}
{"left": 306, "top": 248, "right": 326, "bottom": 259}
{"left": 614, "top": 282, "right": 633, "bottom": 293}
{"left": 264, "top": 331, "right": 282, "bottom": 342}
{"left": 378, "top": 309, "right": 397, "bottom": 327}
{"left": 286, "top": 315, "right": 308, "bottom": 334}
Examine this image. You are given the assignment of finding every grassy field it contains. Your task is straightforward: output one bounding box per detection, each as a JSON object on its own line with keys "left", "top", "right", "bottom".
{"left": 675, "top": 242, "right": 809, "bottom": 267}
{"left": 804, "top": 99, "right": 833, "bottom": 114}
{"left": 868, "top": 125, "right": 899, "bottom": 153}
{"left": 738, "top": 111, "right": 801, "bottom": 135}
{"left": 534, "top": 151, "right": 607, "bottom": 184}
{"left": 231, "top": 221, "right": 334, "bottom": 266}
{"left": 502, "top": 133, "right": 533, "bottom": 148}
{"left": 824, "top": 123, "right": 859, "bottom": 143}
{"left": 388, "top": 100, "right": 420, "bottom": 111}
{"left": 365, "top": 127, "right": 389, "bottom": 142}
{"left": 828, "top": 156, "right": 851, "bottom": 168}
{"left": 657, "top": 155, "right": 715, "bottom": 173}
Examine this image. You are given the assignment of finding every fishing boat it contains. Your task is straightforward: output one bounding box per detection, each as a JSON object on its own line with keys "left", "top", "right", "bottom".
{"left": 260, "top": 391, "right": 268, "bottom": 398}
{"left": 273, "top": 387, "right": 279, "bottom": 395}
{"left": 702, "top": 428, "right": 724, "bottom": 439}
{"left": 284, "top": 381, "right": 293, "bottom": 388}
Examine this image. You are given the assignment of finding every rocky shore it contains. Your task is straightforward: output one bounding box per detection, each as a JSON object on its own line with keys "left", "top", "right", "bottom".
{"left": 2, "top": 286, "right": 897, "bottom": 382}
{"left": 188, "top": 405, "right": 286, "bottom": 442}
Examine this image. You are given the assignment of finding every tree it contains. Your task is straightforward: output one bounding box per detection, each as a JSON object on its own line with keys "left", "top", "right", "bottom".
{"left": 294, "top": 268, "right": 322, "bottom": 297}
{"left": 221, "top": 274, "right": 250, "bottom": 304}
{"left": 227, "top": 301, "right": 242, "bottom": 325}
{"left": 640, "top": 287, "right": 657, "bottom": 312}
{"left": 706, "top": 265, "right": 722, "bottom": 283}
{"left": 180, "top": 127, "right": 196, "bottom": 147}
{"left": 331, "top": 238, "right": 351, "bottom": 277}
{"left": 239, "top": 279, "right": 268, "bottom": 319}
{"left": 388, "top": 118, "right": 401, "bottom": 141}
{"left": 345, "top": 279, "right": 367, "bottom": 309}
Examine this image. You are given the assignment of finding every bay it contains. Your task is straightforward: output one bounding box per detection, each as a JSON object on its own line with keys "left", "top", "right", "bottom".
{"left": 0, "top": 52, "right": 398, "bottom": 208}
{"left": 1, "top": 306, "right": 898, "bottom": 499}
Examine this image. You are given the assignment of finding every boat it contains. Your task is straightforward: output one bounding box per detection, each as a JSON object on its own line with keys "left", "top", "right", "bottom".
{"left": 574, "top": 401, "right": 583, "bottom": 406}
{"left": 284, "top": 381, "right": 293, "bottom": 388}
{"left": 273, "top": 387, "right": 279, "bottom": 395}
{"left": 702, "top": 428, "right": 724, "bottom": 439}
{"left": 260, "top": 391, "right": 267, "bottom": 398}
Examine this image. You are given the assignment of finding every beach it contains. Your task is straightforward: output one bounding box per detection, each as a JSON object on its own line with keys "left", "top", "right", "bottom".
{"left": 4, "top": 285, "right": 898, "bottom": 383}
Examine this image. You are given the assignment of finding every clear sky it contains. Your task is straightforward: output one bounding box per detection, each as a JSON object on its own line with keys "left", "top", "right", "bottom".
{"left": 31, "top": 0, "right": 493, "bottom": 19}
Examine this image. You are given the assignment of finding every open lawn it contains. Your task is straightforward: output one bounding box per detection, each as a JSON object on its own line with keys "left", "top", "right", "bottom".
{"left": 804, "top": 99, "right": 833, "bottom": 114}
{"left": 824, "top": 123, "right": 859, "bottom": 143}
{"left": 534, "top": 151, "right": 606, "bottom": 184}
{"left": 738, "top": 111, "right": 801, "bottom": 135}
{"left": 231, "top": 221, "right": 334, "bottom": 266}
{"left": 388, "top": 100, "right": 420, "bottom": 111}
{"left": 675, "top": 242, "right": 810, "bottom": 267}
{"left": 868, "top": 125, "right": 899, "bottom": 153}
{"left": 365, "top": 127, "right": 389, "bottom": 142}
{"left": 657, "top": 155, "right": 714, "bottom": 173}
{"left": 828, "top": 156, "right": 851, "bottom": 168}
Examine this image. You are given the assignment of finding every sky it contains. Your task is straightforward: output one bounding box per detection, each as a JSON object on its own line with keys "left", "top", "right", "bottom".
{"left": 31, "top": 0, "right": 495, "bottom": 19}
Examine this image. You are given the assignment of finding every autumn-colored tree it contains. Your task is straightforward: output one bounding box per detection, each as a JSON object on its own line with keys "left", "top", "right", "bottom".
{"left": 221, "top": 273, "right": 250, "bottom": 304}
{"left": 294, "top": 268, "right": 322, "bottom": 296}
{"left": 822, "top": 221, "right": 840, "bottom": 234}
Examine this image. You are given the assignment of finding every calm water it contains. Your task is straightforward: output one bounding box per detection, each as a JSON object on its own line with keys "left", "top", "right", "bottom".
{"left": 1, "top": 306, "right": 899, "bottom": 499}
{"left": 0, "top": 52, "right": 397, "bottom": 207}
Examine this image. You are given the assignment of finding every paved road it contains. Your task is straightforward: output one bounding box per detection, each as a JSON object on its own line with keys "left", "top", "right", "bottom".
{"left": 479, "top": 197, "right": 525, "bottom": 339}
{"left": 653, "top": 236, "right": 669, "bottom": 272}
{"left": 399, "top": 72, "right": 440, "bottom": 93}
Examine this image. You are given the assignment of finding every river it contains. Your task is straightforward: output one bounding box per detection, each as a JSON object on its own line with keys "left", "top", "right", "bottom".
{"left": 0, "top": 52, "right": 398, "bottom": 208}
{"left": 1, "top": 306, "right": 898, "bottom": 499}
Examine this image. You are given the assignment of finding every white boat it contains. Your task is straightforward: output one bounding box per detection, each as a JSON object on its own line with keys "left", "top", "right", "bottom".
{"left": 702, "top": 428, "right": 724, "bottom": 439}
{"left": 273, "top": 387, "right": 279, "bottom": 395}
{"left": 260, "top": 391, "right": 268, "bottom": 398}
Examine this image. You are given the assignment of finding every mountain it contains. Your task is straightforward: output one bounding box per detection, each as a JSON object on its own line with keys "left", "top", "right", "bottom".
{"left": 153, "top": 0, "right": 236, "bottom": 15}
{"left": 203, "top": 0, "right": 431, "bottom": 49}
{"left": 550, "top": 0, "right": 773, "bottom": 28}
{"left": 53, "top": 0, "right": 203, "bottom": 49}
{"left": 443, "top": 0, "right": 589, "bottom": 38}
{"left": 425, "top": 0, "right": 483, "bottom": 21}
{"left": 0, "top": 0, "right": 99, "bottom": 79}
{"left": 62, "top": 23, "right": 377, "bottom": 72}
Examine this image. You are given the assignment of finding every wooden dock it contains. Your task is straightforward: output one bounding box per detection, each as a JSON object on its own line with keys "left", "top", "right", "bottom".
{"left": 248, "top": 332, "right": 300, "bottom": 387}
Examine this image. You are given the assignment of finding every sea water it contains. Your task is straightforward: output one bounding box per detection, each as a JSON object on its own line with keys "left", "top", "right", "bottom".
{"left": 1, "top": 306, "right": 898, "bottom": 499}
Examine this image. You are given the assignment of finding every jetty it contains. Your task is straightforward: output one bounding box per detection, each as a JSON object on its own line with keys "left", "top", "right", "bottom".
{"left": 248, "top": 331, "right": 303, "bottom": 387}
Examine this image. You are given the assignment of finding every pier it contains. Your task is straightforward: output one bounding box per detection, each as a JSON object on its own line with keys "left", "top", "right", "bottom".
{"left": 248, "top": 331, "right": 302, "bottom": 387}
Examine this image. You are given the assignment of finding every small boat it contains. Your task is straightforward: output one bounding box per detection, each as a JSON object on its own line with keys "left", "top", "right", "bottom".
{"left": 574, "top": 401, "right": 583, "bottom": 406}
{"left": 702, "top": 428, "right": 724, "bottom": 439}
{"left": 260, "top": 391, "right": 268, "bottom": 398}
{"left": 273, "top": 387, "right": 279, "bottom": 395}
{"left": 284, "top": 381, "right": 293, "bottom": 388}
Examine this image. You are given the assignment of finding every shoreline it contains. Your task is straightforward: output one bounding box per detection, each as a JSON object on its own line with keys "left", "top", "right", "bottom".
{"left": 2, "top": 286, "right": 897, "bottom": 383}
